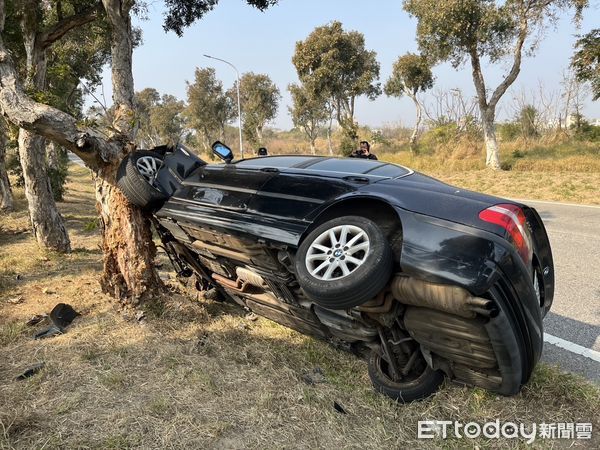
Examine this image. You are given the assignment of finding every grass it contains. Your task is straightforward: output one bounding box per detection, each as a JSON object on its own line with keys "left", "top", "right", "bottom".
{"left": 0, "top": 164, "right": 599, "bottom": 448}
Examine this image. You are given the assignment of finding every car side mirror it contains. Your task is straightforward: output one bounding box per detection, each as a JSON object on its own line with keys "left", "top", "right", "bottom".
{"left": 212, "top": 141, "right": 234, "bottom": 163}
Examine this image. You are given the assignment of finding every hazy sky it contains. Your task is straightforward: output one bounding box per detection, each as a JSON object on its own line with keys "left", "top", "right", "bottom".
{"left": 92, "top": 0, "right": 600, "bottom": 130}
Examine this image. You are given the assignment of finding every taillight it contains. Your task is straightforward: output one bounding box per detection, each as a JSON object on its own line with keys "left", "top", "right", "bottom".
{"left": 479, "top": 204, "right": 533, "bottom": 265}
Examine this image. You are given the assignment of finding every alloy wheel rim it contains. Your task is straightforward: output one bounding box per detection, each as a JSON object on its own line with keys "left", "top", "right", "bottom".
{"left": 136, "top": 156, "right": 161, "bottom": 185}
{"left": 305, "top": 224, "right": 370, "bottom": 281}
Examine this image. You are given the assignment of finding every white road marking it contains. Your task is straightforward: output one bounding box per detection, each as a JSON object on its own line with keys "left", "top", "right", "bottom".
{"left": 544, "top": 333, "right": 600, "bottom": 363}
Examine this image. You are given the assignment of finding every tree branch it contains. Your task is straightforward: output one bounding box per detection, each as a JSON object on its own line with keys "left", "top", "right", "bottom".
{"left": 488, "top": 17, "right": 529, "bottom": 109}
{"left": 0, "top": 30, "right": 121, "bottom": 171}
{"left": 39, "top": 2, "right": 103, "bottom": 49}
{"left": 469, "top": 48, "right": 488, "bottom": 112}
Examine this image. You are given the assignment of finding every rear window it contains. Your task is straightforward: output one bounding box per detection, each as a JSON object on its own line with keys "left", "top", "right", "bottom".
{"left": 366, "top": 164, "right": 411, "bottom": 178}
{"left": 307, "top": 159, "right": 410, "bottom": 177}
{"left": 307, "top": 158, "right": 384, "bottom": 174}
{"left": 235, "top": 156, "right": 312, "bottom": 168}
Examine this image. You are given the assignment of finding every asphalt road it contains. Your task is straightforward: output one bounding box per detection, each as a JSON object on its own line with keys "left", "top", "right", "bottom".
{"left": 66, "top": 154, "right": 599, "bottom": 381}
{"left": 518, "top": 199, "right": 600, "bottom": 383}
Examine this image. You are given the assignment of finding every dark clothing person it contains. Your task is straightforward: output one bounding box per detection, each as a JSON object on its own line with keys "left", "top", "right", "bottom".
{"left": 349, "top": 141, "right": 378, "bottom": 160}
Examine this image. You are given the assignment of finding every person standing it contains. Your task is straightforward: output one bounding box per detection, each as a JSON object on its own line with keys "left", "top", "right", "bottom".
{"left": 349, "top": 141, "right": 377, "bottom": 160}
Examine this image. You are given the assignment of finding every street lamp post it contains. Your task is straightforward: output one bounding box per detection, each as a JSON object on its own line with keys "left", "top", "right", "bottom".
{"left": 203, "top": 54, "right": 244, "bottom": 158}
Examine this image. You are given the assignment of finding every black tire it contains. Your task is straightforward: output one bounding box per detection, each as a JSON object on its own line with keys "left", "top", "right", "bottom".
{"left": 368, "top": 351, "right": 444, "bottom": 402}
{"left": 295, "top": 215, "right": 393, "bottom": 309}
{"left": 116, "top": 150, "right": 168, "bottom": 209}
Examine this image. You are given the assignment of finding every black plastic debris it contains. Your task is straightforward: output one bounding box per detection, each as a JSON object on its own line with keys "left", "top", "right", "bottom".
{"left": 49, "top": 303, "right": 78, "bottom": 328}
{"left": 15, "top": 363, "right": 45, "bottom": 381}
{"left": 333, "top": 401, "right": 347, "bottom": 414}
{"left": 33, "top": 303, "right": 78, "bottom": 340}
{"left": 34, "top": 325, "right": 63, "bottom": 340}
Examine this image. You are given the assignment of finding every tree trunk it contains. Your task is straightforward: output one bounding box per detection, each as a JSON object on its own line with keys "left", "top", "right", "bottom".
{"left": 18, "top": 129, "right": 71, "bottom": 251}
{"left": 19, "top": 4, "right": 71, "bottom": 250}
{"left": 409, "top": 94, "right": 422, "bottom": 154}
{"left": 97, "top": 0, "right": 164, "bottom": 305}
{"left": 481, "top": 109, "right": 501, "bottom": 170}
{"left": 0, "top": 0, "right": 162, "bottom": 304}
{"left": 46, "top": 140, "right": 60, "bottom": 170}
{"left": 0, "top": 124, "right": 13, "bottom": 211}
{"left": 96, "top": 164, "right": 162, "bottom": 303}
{"left": 309, "top": 139, "right": 316, "bottom": 155}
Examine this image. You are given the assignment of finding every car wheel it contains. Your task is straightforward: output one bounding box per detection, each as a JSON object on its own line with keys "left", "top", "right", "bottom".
{"left": 116, "top": 150, "right": 168, "bottom": 209}
{"left": 295, "top": 215, "right": 393, "bottom": 309}
{"left": 368, "top": 350, "right": 444, "bottom": 402}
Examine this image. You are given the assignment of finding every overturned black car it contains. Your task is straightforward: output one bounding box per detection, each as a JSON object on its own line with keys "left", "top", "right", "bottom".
{"left": 116, "top": 142, "right": 554, "bottom": 402}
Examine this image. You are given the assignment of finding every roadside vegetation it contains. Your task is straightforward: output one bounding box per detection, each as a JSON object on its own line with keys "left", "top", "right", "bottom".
{"left": 1, "top": 165, "right": 599, "bottom": 448}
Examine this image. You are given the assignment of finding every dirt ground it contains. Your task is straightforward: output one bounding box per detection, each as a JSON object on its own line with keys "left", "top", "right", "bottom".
{"left": 1, "top": 166, "right": 599, "bottom": 449}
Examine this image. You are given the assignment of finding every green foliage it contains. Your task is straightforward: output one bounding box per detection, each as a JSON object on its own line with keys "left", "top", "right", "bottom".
{"left": 292, "top": 21, "right": 380, "bottom": 142}
{"left": 288, "top": 83, "right": 328, "bottom": 149}
{"left": 572, "top": 29, "right": 600, "bottom": 100}
{"left": 518, "top": 105, "right": 539, "bottom": 138}
{"left": 163, "top": 0, "right": 279, "bottom": 36}
{"left": 384, "top": 53, "right": 434, "bottom": 98}
{"left": 136, "top": 88, "right": 186, "bottom": 147}
{"left": 229, "top": 72, "right": 280, "bottom": 147}
{"left": 184, "top": 68, "right": 233, "bottom": 149}
{"left": 570, "top": 115, "right": 600, "bottom": 141}
{"left": 497, "top": 122, "right": 521, "bottom": 141}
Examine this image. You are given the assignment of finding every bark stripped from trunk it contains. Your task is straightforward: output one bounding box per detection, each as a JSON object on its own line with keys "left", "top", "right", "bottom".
{"left": 96, "top": 162, "right": 161, "bottom": 303}
{"left": 0, "top": 0, "right": 163, "bottom": 305}
{"left": 96, "top": 0, "right": 164, "bottom": 305}
{"left": 18, "top": 128, "right": 70, "bottom": 251}
{"left": 0, "top": 121, "right": 13, "bottom": 211}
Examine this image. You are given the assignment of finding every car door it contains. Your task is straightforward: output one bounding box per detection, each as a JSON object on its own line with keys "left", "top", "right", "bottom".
{"left": 178, "top": 164, "right": 276, "bottom": 212}
{"left": 249, "top": 158, "right": 390, "bottom": 243}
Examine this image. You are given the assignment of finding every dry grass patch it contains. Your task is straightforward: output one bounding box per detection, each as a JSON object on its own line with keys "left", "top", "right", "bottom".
{"left": 1, "top": 164, "right": 599, "bottom": 448}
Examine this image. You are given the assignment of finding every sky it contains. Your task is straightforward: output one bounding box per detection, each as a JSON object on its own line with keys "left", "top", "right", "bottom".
{"left": 91, "top": 0, "right": 600, "bottom": 130}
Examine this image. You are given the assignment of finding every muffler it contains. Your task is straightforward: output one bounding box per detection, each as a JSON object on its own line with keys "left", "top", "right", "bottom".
{"left": 390, "top": 275, "right": 495, "bottom": 318}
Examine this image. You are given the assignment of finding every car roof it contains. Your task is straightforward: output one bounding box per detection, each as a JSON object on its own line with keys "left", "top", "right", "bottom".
{"left": 235, "top": 155, "right": 412, "bottom": 178}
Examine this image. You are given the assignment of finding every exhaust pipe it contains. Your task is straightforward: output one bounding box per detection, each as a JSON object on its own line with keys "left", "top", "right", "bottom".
{"left": 390, "top": 275, "right": 495, "bottom": 318}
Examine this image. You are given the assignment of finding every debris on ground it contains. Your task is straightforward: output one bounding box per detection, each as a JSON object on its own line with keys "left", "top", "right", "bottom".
{"left": 333, "top": 401, "right": 347, "bottom": 414}
{"left": 245, "top": 312, "right": 258, "bottom": 321}
{"left": 49, "top": 303, "right": 78, "bottom": 328}
{"left": 42, "top": 287, "right": 55, "bottom": 295}
{"left": 34, "top": 325, "right": 63, "bottom": 340}
{"left": 15, "top": 363, "right": 45, "bottom": 381}
{"left": 32, "top": 303, "right": 79, "bottom": 340}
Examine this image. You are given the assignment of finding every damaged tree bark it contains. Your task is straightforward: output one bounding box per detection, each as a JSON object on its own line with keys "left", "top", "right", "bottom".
{"left": 0, "top": 0, "right": 163, "bottom": 305}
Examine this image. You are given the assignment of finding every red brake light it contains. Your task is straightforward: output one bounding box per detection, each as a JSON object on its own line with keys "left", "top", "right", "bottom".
{"left": 479, "top": 204, "right": 532, "bottom": 265}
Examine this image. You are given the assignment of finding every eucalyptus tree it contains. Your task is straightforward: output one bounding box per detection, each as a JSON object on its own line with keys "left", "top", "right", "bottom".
{"left": 384, "top": 53, "right": 434, "bottom": 151}
{"left": 0, "top": 0, "right": 280, "bottom": 305}
{"left": 572, "top": 29, "right": 599, "bottom": 101}
{"left": 293, "top": 21, "right": 381, "bottom": 153}
{"left": 229, "top": 72, "right": 280, "bottom": 147}
{"left": 185, "top": 68, "right": 233, "bottom": 150}
{"left": 288, "top": 83, "right": 328, "bottom": 154}
{"left": 404, "top": 0, "right": 588, "bottom": 169}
